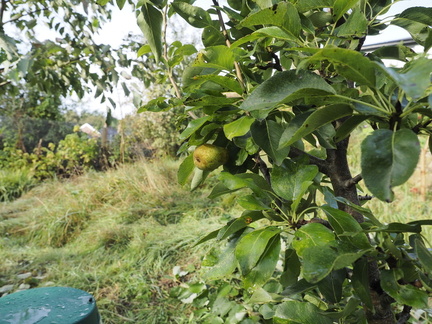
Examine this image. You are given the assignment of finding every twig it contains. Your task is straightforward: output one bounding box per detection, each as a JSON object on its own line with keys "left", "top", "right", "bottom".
{"left": 343, "top": 174, "right": 363, "bottom": 187}
{"left": 3, "top": 7, "right": 49, "bottom": 26}
{"left": 0, "top": 0, "right": 8, "bottom": 28}
{"left": 255, "top": 154, "right": 271, "bottom": 185}
{"left": 212, "top": 0, "right": 245, "bottom": 91}
{"left": 161, "top": 5, "right": 197, "bottom": 119}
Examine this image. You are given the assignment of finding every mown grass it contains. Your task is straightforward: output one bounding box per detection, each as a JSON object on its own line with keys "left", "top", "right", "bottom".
{"left": 0, "top": 159, "right": 232, "bottom": 323}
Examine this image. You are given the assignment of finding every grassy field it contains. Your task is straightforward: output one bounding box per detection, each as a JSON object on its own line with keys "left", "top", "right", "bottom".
{"left": 0, "top": 159, "right": 233, "bottom": 323}
{"left": 0, "top": 152, "right": 431, "bottom": 323}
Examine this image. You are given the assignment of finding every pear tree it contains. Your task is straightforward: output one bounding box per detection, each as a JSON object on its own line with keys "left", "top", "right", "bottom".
{"left": 108, "top": 0, "right": 432, "bottom": 323}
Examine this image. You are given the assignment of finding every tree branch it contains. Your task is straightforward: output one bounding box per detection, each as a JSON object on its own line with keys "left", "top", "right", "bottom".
{"left": 288, "top": 146, "right": 329, "bottom": 175}
{"left": 0, "top": 0, "right": 8, "bottom": 29}
{"left": 161, "top": 5, "right": 197, "bottom": 120}
{"left": 396, "top": 306, "right": 412, "bottom": 324}
{"left": 343, "top": 174, "right": 362, "bottom": 187}
{"left": 3, "top": 7, "right": 49, "bottom": 26}
{"left": 212, "top": 0, "right": 245, "bottom": 91}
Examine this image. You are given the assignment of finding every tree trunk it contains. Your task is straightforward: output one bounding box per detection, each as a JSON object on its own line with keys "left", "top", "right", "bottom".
{"left": 326, "top": 135, "right": 396, "bottom": 324}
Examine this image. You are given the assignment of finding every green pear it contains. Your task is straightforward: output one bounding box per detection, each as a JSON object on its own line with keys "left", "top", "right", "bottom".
{"left": 193, "top": 144, "right": 228, "bottom": 171}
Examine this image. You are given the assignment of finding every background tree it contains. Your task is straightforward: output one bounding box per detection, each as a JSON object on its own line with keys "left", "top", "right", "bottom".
{"left": 107, "top": 0, "right": 432, "bottom": 323}
{"left": 0, "top": 0, "right": 132, "bottom": 121}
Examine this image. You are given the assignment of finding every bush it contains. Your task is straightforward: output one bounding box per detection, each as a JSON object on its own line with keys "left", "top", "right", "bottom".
{"left": 0, "top": 168, "right": 35, "bottom": 202}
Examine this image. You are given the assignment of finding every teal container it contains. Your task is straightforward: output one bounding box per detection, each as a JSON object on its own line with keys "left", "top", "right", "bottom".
{"left": 0, "top": 287, "right": 100, "bottom": 324}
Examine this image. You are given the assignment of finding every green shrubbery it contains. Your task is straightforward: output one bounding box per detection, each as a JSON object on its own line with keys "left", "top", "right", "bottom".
{"left": 0, "top": 132, "right": 99, "bottom": 200}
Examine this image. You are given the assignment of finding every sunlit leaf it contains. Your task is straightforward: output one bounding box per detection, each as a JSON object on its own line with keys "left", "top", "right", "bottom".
{"left": 298, "top": 47, "right": 376, "bottom": 87}
{"left": 224, "top": 116, "right": 255, "bottom": 140}
{"left": 239, "top": 2, "right": 301, "bottom": 37}
{"left": 179, "top": 116, "right": 211, "bottom": 140}
{"left": 240, "top": 70, "right": 335, "bottom": 114}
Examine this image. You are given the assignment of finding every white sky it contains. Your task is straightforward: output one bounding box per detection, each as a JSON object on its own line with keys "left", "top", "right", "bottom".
{"left": 81, "top": 0, "right": 432, "bottom": 118}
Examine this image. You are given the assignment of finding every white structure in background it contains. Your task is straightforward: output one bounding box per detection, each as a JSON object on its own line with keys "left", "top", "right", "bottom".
{"left": 79, "top": 123, "right": 101, "bottom": 138}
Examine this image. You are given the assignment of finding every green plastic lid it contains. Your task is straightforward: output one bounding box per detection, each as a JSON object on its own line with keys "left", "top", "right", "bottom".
{"left": 0, "top": 287, "right": 100, "bottom": 324}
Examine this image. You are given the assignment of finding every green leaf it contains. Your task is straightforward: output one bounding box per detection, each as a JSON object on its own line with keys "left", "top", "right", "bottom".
{"left": 224, "top": 116, "right": 255, "bottom": 140}
{"left": 194, "top": 228, "right": 220, "bottom": 246}
{"left": 244, "top": 234, "right": 281, "bottom": 288}
{"left": 116, "top": 0, "right": 126, "bottom": 9}
{"left": 335, "top": 7, "right": 368, "bottom": 38}
{"left": 0, "top": 32, "right": 18, "bottom": 61}
{"left": 251, "top": 120, "right": 290, "bottom": 166}
{"left": 381, "top": 269, "right": 428, "bottom": 308}
{"left": 235, "top": 227, "right": 281, "bottom": 276}
{"left": 219, "top": 172, "right": 272, "bottom": 196}
{"left": 282, "top": 279, "right": 316, "bottom": 296}
{"left": 302, "top": 242, "right": 367, "bottom": 283}
{"left": 321, "top": 206, "right": 371, "bottom": 250}
{"left": 178, "top": 154, "right": 195, "bottom": 185}
{"left": 190, "top": 168, "right": 210, "bottom": 191}
{"left": 317, "top": 269, "right": 346, "bottom": 303}
{"left": 361, "top": 129, "right": 420, "bottom": 202}
{"left": 202, "top": 24, "right": 226, "bottom": 47}
{"left": 414, "top": 238, "right": 432, "bottom": 276}
{"left": 274, "top": 300, "right": 333, "bottom": 324}
{"left": 179, "top": 116, "right": 211, "bottom": 140}
{"left": 333, "top": 0, "right": 361, "bottom": 21}
{"left": 240, "top": 70, "right": 336, "bottom": 114}
{"left": 295, "top": 0, "right": 335, "bottom": 13}
{"left": 217, "top": 211, "right": 265, "bottom": 241}
{"left": 292, "top": 223, "right": 335, "bottom": 258}
{"left": 279, "top": 104, "right": 353, "bottom": 148}
{"left": 391, "top": 7, "right": 432, "bottom": 45}
{"left": 137, "top": 44, "right": 152, "bottom": 57}
{"left": 204, "top": 235, "right": 241, "bottom": 280}
{"left": 237, "top": 195, "right": 270, "bottom": 211}
{"left": 232, "top": 26, "right": 303, "bottom": 48}
{"left": 239, "top": 2, "right": 301, "bottom": 37}
{"left": 137, "top": 4, "right": 163, "bottom": 62}
{"left": 193, "top": 75, "right": 243, "bottom": 94}
{"left": 298, "top": 47, "right": 376, "bottom": 87}
{"left": 280, "top": 248, "right": 301, "bottom": 287}
{"left": 194, "top": 46, "right": 240, "bottom": 71}
{"left": 335, "top": 115, "right": 369, "bottom": 142}
{"left": 171, "top": 2, "right": 212, "bottom": 28}
{"left": 375, "top": 58, "right": 432, "bottom": 100}
{"left": 369, "top": 222, "right": 422, "bottom": 234}
{"left": 271, "top": 162, "right": 318, "bottom": 203}
{"left": 352, "top": 258, "right": 374, "bottom": 310}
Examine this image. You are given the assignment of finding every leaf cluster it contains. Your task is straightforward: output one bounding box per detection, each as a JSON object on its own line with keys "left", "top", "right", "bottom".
{"left": 129, "top": 0, "right": 432, "bottom": 322}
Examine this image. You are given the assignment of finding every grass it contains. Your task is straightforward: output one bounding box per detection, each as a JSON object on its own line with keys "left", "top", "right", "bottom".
{"left": 0, "top": 158, "right": 231, "bottom": 323}
{"left": 0, "top": 140, "right": 431, "bottom": 323}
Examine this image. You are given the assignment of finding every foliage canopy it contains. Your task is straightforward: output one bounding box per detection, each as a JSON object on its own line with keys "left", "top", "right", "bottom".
{"left": 112, "top": 0, "right": 432, "bottom": 323}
